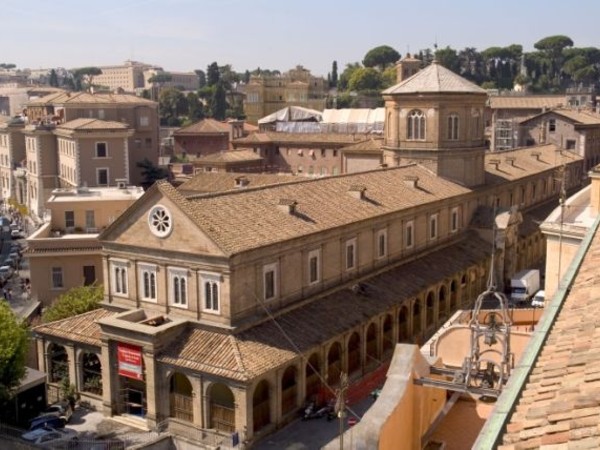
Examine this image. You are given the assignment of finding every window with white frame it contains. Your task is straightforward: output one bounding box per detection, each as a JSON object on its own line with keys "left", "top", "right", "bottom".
{"left": 139, "top": 116, "right": 150, "bottom": 127}
{"left": 376, "top": 229, "right": 387, "bottom": 259}
{"left": 451, "top": 207, "right": 459, "bottom": 233}
{"left": 405, "top": 221, "right": 414, "bottom": 248}
{"left": 169, "top": 268, "right": 188, "bottom": 308}
{"left": 447, "top": 114, "right": 459, "bottom": 140}
{"left": 308, "top": 249, "right": 321, "bottom": 285}
{"left": 139, "top": 264, "right": 157, "bottom": 302}
{"left": 201, "top": 273, "right": 220, "bottom": 313}
{"left": 95, "top": 142, "right": 107, "bottom": 158}
{"left": 111, "top": 261, "right": 128, "bottom": 296}
{"left": 345, "top": 238, "right": 357, "bottom": 270}
{"left": 407, "top": 110, "right": 426, "bottom": 140}
{"left": 263, "top": 263, "right": 278, "bottom": 301}
{"left": 429, "top": 214, "right": 439, "bottom": 240}
{"left": 51, "top": 267, "right": 64, "bottom": 289}
{"left": 65, "top": 210, "right": 75, "bottom": 229}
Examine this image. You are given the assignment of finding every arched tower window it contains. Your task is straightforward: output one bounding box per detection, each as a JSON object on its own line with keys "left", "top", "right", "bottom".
{"left": 447, "top": 114, "right": 459, "bottom": 140}
{"left": 407, "top": 110, "right": 426, "bottom": 140}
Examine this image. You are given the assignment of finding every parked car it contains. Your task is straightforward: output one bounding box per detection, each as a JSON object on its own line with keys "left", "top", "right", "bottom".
{"left": 42, "top": 400, "right": 74, "bottom": 423}
{"left": 0, "top": 265, "right": 13, "bottom": 283}
{"left": 10, "top": 229, "right": 22, "bottom": 239}
{"left": 21, "top": 426, "right": 78, "bottom": 446}
{"left": 28, "top": 415, "right": 65, "bottom": 431}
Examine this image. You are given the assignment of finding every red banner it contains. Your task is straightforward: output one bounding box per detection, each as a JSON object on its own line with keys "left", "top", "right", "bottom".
{"left": 117, "top": 343, "right": 143, "bottom": 380}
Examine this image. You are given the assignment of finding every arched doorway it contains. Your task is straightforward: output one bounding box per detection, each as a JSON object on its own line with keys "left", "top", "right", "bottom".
{"left": 450, "top": 280, "right": 458, "bottom": 311}
{"left": 382, "top": 315, "right": 394, "bottom": 357}
{"left": 439, "top": 285, "right": 448, "bottom": 322}
{"left": 281, "top": 366, "right": 298, "bottom": 417}
{"left": 48, "top": 343, "right": 69, "bottom": 384}
{"left": 347, "top": 332, "right": 361, "bottom": 377}
{"left": 426, "top": 292, "right": 435, "bottom": 328}
{"left": 170, "top": 372, "right": 193, "bottom": 422}
{"left": 398, "top": 307, "right": 409, "bottom": 342}
{"left": 253, "top": 380, "right": 271, "bottom": 433}
{"left": 327, "top": 342, "right": 342, "bottom": 386}
{"left": 208, "top": 383, "right": 235, "bottom": 432}
{"left": 81, "top": 353, "right": 102, "bottom": 395}
{"left": 305, "top": 353, "right": 321, "bottom": 403}
{"left": 413, "top": 300, "right": 422, "bottom": 336}
{"left": 366, "top": 323, "right": 378, "bottom": 367}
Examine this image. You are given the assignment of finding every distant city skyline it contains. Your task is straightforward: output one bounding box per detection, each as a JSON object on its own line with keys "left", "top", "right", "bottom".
{"left": 5, "top": 0, "right": 600, "bottom": 77}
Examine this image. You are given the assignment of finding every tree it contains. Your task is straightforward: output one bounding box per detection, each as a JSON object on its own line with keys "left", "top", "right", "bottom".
{"left": 435, "top": 46, "right": 460, "bottom": 73}
{"left": 534, "top": 35, "right": 574, "bottom": 85}
{"left": 0, "top": 302, "right": 28, "bottom": 402}
{"left": 330, "top": 61, "right": 338, "bottom": 87}
{"left": 207, "top": 62, "right": 220, "bottom": 86}
{"left": 49, "top": 69, "right": 59, "bottom": 87}
{"left": 186, "top": 92, "right": 204, "bottom": 121}
{"left": 210, "top": 81, "right": 227, "bottom": 120}
{"left": 363, "top": 45, "right": 400, "bottom": 70}
{"left": 158, "top": 87, "right": 188, "bottom": 125}
{"left": 42, "top": 284, "right": 103, "bottom": 323}
{"left": 0, "top": 63, "right": 16, "bottom": 70}
{"left": 72, "top": 67, "right": 102, "bottom": 91}
{"left": 194, "top": 69, "right": 206, "bottom": 89}
{"left": 348, "top": 67, "right": 383, "bottom": 91}
{"left": 338, "top": 62, "right": 361, "bottom": 91}
{"left": 137, "top": 158, "right": 169, "bottom": 188}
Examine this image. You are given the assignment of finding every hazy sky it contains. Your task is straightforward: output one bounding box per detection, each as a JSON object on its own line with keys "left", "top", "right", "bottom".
{"left": 4, "top": 0, "right": 600, "bottom": 77}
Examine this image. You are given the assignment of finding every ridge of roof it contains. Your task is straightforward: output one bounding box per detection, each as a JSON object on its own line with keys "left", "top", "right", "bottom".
{"left": 383, "top": 61, "right": 486, "bottom": 95}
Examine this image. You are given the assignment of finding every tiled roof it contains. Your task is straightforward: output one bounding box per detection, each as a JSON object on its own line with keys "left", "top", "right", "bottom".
{"left": 341, "top": 137, "right": 384, "bottom": 153}
{"left": 499, "top": 224, "right": 600, "bottom": 449}
{"left": 26, "top": 91, "right": 156, "bottom": 106}
{"left": 158, "top": 232, "right": 491, "bottom": 382}
{"left": 33, "top": 309, "right": 116, "bottom": 346}
{"left": 178, "top": 172, "right": 296, "bottom": 195}
{"left": 383, "top": 61, "right": 486, "bottom": 95}
{"left": 520, "top": 108, "right": 600, "bottom": 126}
{"left": 174, "top": 119, "right": 231, "bottom": 135}
{"left": 57, "top": 118, "right": 130, "bottom": 131}
{"left": 197, "top": 150, "right": 263, "bottom": 163}
{"left": 156, "top": 165, "right": 472, "bottom": 255}
{"left": 484, "top": 144, "right": 580, "bottom": 185}
{"left": 233, "top": 132, "right": 364, "bottom": 146}
{"left": 488, "top": 95, "right": 565, "bottom": 110}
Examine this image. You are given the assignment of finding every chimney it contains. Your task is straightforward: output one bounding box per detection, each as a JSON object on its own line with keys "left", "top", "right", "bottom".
{"left": 277, "top": 198, "right": 297, "bottom": 215}
{"left": 403, "top": 175, "right": 419, "bottom": 189}
{"left": 234, "top": 176, "right": 249, "bottom": 188}
{"left": 348, "top": 185, "right": 367, "bottom": 200}
{"left": 489, "top": 158, "right": 501, "bottom": 170}
{"left": 505, "top": 156, "right": 516, "bottom": 167}
{"left": 531, "top": 151, "right": 542, "bottom": 162}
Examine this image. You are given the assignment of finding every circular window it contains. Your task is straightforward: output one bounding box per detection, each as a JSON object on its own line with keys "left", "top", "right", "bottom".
{"left": 148, "top": 205, "right": 172, "bottom": 238}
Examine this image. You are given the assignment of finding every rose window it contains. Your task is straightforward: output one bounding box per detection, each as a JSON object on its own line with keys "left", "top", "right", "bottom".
{"left": 148, "top": 205, "right": 172, "bottom": 238}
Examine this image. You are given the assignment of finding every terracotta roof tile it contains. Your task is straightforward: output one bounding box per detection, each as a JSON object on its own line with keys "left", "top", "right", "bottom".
{"left": 26, "top": 91, "right": 156, "bottom": 106}
{"left": 178, "top": 172, "right": 297, "bottom": 196}
{"left": 57, "top": 118, "right": 130, "bottom": 131}
{"left": 488, "top": 95, "right": 565, "bottom": 110}
{"left": 33, "top": 309, "right": 116, "bottom": 346}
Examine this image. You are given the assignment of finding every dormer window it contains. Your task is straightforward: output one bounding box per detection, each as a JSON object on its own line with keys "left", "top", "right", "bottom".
{"left": 407, "top": 110, "right": 426, "bottom": 140}
{"left": 447, "top": 114, "right": 459, "bottom": 140}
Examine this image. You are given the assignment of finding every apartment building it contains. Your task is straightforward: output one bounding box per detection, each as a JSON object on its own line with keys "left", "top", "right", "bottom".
{"left": 91, "top": 60, "right": 152, "bottom": 92}
{"left": 32, "top": 64, "right": 584, "bottom": 445}
{"left": 0, "top": 118, "right": 26, "bottom": 202}
{"left": 243, "top": 65, "right": 328, "bottom": 124}
{"left": 26, "top": 185, "right": 144, "bottom": 306}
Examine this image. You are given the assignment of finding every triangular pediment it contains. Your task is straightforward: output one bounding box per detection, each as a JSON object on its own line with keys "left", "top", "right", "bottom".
{"left": 100, "top": 183, "right": 226, "bottom": 257}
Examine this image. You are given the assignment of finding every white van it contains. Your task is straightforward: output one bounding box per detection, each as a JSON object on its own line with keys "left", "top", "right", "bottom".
{"left": 531, "top": 290, "right": 545, "bottom": 307}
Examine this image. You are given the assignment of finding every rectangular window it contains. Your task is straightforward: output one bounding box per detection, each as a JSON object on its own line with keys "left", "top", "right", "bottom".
{"left": 64, "top": 211, "right": 75, "bottom": 229}
{"left": 345, "top": 238, "right": 357, "bottom": 270}
{"left": 308, "top": 249, "right": 321, "bottom": 285}
{"left": 145, "top": 138, "right": 152, "bottom": 148}
{"left": 169, "top": 268, "right": 188, "bottom": 308}
{"left": 451, "top": 207, "right": 459, "bottom": 233}
{"left": 85, "top": 210, "right": 95, "bottom": 230}
{"left": 201, "top": 273, "right": 221, "bottom": 313}
{"left": 98, "top": 109, "right": 105, "bottom": 120}
{"left": 139, "top": 116, "right": 149, "bottom": 127}
{"left": 97, "top": 168, "right": 109, "bottom": 186}
{"left": 263, "top": 263, "right": 278, "bottom": 301}
{"left": 83, "top": 265, "right": 96, "bottom": 286}
{"left": 405, "top": 221, "right": 414, "bottom": 248}
{"left": 549, "top": 119, "right": 556, "bottom": 132}
{"left": 111, "top": 261, "right": 128, "bottom": 296}
{"left": 566, "top": 139, "right": 576, "bottom": 150}
{"left": 95, "top": 142, "right": 107, "bottom": 158}
{"left": 138, "top": 264, "right": 157, "bottom": 302}
{"left": 429, "top": 214, "right": 438, "bottom": 240}
{"left": 51, "top": 267, "right": 64, "bottom": 289}
{"left": 376, "top": 229, "right": 387, "bottom": 259}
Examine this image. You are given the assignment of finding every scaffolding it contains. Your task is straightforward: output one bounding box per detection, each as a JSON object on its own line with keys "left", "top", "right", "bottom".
{"left": 494, "top": 118, "right": 517, "bottom": 151}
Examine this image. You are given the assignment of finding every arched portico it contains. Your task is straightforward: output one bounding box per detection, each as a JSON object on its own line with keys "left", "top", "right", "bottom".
{"left": 207, "top": 382, "right": 235, "bottom": 432}
{"left": 169, "top": 372, "right": 193, "bottom": 423}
